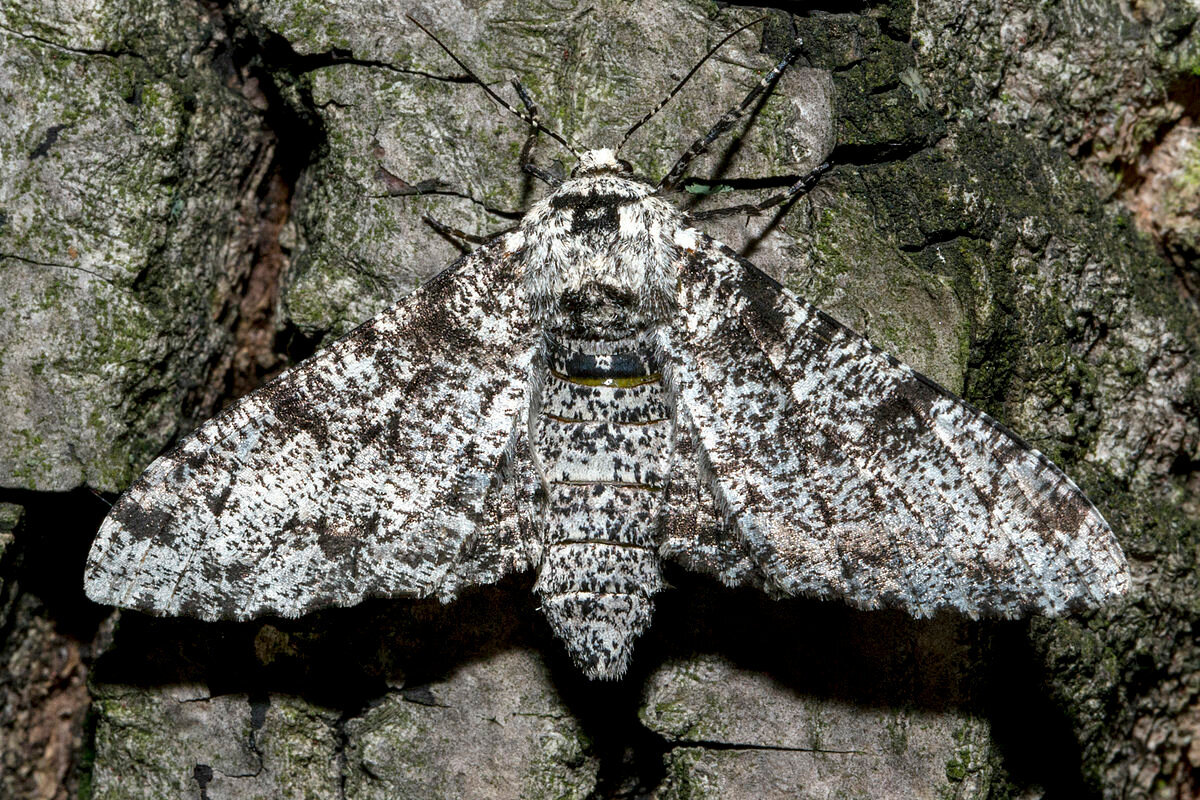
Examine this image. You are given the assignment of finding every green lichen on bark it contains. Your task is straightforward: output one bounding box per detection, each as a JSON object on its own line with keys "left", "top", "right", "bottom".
{"left": 230, "top": 0, "right": 824, "bottom": 345}
{"left": 340, "top": 651, "right": 600, "bottom": 800}
{"left": 2, "top": 0, "right": 1192, "bottom": 798}
{"left": 0, "top": 0, "right": 269, "bottom": 492}
{"left": 817, "top": 108, "right": 1198, "bottom": 797}
{"left": 89, "top": 685, "right": 342, "bottom": 800}
{"left": 796, "top": 13, "right": 945, "bottom": 156}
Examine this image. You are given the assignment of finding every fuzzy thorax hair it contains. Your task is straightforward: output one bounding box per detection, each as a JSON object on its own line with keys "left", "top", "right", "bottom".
{"left": 511, "top": 149, "right": 681, "bottom": 340}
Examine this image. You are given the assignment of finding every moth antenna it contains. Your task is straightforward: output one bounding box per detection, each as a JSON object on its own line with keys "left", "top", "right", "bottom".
{"left": 657, "top": 36, "right": 805, "bottom": 192}
{"left": 617, "top": 16, "right": 766, "bottom": 154}
{"left": 406, "top": 15, "right": 580, "bottom": 158}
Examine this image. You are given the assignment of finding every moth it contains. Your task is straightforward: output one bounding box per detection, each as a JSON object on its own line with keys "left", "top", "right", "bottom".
{"left": 84, "top": 18, "right": 1130, "bottom": 680}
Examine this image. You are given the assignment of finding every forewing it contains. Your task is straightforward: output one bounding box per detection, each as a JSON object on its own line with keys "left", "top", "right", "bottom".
{"left": 662, "top": 236, "right": 1130, "bottom": 617}
{"left": 85, "top": 239, "right": 536, "bottom": 620}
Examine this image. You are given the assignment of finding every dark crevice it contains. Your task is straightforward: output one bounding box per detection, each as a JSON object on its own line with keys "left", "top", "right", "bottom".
{"left": 1169, "top": 450, "right": 1200, "bottom": 478}
{"left": 829, "top": 57, "right": 868, "bottom": 73}
{"left": 189, "top": 0, "right": 330, "bottom": 412}
{"left": 193, "top": 763, "right": 214, "bottom": 800}
{"left": 28, "top": 123, "right": 70, "bottom": 159}
{"left": 241, "top": 692, "right": 269, "bottom": 778}
{"left": 0, "top": 489, "right": 108, "bottom": 800}
{"left": 398, "top": 684, "right": 451, "bottom": 707}
{"left": 679, "top": 738, "right": 869, "bottom": 754}
{"left": 831, "top": 137, "right": 939, "bottom": 166}
{"left": 1114, "top": 74, "right": 1200, "bottom": 199}
{"left": 1110, "top": 72, "right": 1200, "bottom": 306}
{"left": 867, "top": 78, "right": 902, "bottom": 95}
{"left": 898, "top": 228, "right": 982, "bottom": 253}
{"left": 0, "top": 488, "right": 113, "bottom": 641}
{"left": 335, "top": 713, "right": 350, "bottom": 800}
{"left": 550, "top": 670, "right": 668, "bottom": 800}
{"left": 978, "top": 625, "right": 1100, "bottom": 800}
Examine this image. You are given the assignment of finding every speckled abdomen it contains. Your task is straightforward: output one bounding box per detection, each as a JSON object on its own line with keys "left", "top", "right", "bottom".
{"left": 530, "top": 333, "right": 672, "bottom": 678}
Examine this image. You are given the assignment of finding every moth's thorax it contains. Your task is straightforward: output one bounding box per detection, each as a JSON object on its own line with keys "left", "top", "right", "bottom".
{"left": 571, "top": 147, "right": 627, "bottom": 176}
{"left": 515, "top": 167, "right": 681, "bottom": 339}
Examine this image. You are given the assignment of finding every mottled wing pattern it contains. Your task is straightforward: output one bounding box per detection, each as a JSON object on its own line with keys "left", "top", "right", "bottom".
{"left": 85, "top": 240, "right": 536, "bottom": 620}
{"left": 660, "top": 419, "right": 771, "bottom": 591}
{"left": 662, "top": 235, "right": 1130, "bottom": 617}
{"left": 441, "top": 422, "right": 541, "bottom": 597}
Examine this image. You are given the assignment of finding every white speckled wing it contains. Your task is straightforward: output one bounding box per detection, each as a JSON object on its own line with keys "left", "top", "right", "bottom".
{"left": 85, "top": 239, "right": 537, "bottom": 621}
{"left": 662, "top": 235, "right": 1130, "bottom": 618}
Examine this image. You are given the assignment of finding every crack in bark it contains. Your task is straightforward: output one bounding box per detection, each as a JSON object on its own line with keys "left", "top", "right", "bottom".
{"left": 0, "top": 252, "right": 118, "bottom": 285}
{"left": 298, "top": 53, "right": 475, "bottom": 84}
{"left": 29, "top": 123, "right": 70, "bottom": 159}
{"left": 174, "top": 695, "right": 215, "bottom": 704}
{"left": 0, "top": 22, "right": 146, "bottom": 60}
{"left": 898, "top": 229, "right": 984, "bottom": 253}
{"left": 679, "top": 738, "right": 873, "bottom": 755}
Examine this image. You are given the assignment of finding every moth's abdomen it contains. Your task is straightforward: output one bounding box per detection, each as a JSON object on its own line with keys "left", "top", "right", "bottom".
{"left": 532, "top": 336, "right": 672, "bottom": 679}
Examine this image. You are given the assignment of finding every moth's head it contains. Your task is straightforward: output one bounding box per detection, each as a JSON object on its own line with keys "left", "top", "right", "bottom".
{"left": 573, "top": 148, "right": 634, "bottom": 178}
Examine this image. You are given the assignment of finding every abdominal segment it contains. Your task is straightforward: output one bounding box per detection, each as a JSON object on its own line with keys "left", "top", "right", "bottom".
{"left": 532, "top": 334, "right": 673, "bottom": 679}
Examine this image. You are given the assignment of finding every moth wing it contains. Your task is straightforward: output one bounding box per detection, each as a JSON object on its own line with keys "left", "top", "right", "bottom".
{"left": 85, "top": 239, "right": 536, "bottom": 621}
{"left": 662, "top": 235, "right": 1130, "bottom": 617}
{"left": 660, "top": 418, "right": 772, "bottom": 591}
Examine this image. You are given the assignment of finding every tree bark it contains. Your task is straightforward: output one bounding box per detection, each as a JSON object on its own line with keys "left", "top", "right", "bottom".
{"left": 1, "top": 1, "right": 1196, "bottom": 798}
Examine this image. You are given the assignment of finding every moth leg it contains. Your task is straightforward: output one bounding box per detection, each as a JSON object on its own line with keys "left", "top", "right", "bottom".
{"left": 375, "top": 162, "right": 520, "bottom": 251}
{"left": 687, "top": 161, "right": 831, "bottom": 222}
{"left": 374, "top": 164, "right": 521, "bottom": 213}
{"left": 510, "top": 79, "right": 565, "bottom": 190}
{"left": 407, "top": 14, "right": 578, "bottom": 156}
{"left": 375, "top": 166, "right": 456, "bottom": 199}
{"left": 658, "top": 37, "right": 806, "bottom": 192}
{"left": 423, "top": 214, "right": 515, "bottom": 250}
{"left": 618, "top": 17, "right": 767, "bottom": 151}
{"left": 523, "top": 162, "right": 563, "bottom": 188}
{"left": 512, "top": 78, "right": 542, "bottom": 173}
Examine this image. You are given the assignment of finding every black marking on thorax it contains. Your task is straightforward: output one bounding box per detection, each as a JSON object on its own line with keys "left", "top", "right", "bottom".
{"left": 549, "top": 192, "right": 633, "bottom": 235}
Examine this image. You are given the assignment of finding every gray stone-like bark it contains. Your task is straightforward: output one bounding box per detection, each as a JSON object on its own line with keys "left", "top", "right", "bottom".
{"left": 1, "top": 0, "right": 1197, "bottom": 798}
{"left": 643, "top": 655, "right": 995, "bottom": 799}
{"left": 342, "top": 650, "right": 597, "bottom": 800}
{"left": 0, "top": 0, "right": 267, "bottom": 492}
{"left": 91, "top": 683, "right": 342, "bottom": 799}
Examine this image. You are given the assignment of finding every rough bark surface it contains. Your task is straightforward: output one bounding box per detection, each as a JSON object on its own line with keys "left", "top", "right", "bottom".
{"left": 1, "top": 1, "right": 1197, "bottom": 799}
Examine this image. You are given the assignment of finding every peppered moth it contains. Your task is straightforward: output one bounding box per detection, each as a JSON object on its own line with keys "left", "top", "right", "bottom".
{"left": 84, "top": 24, "right": 1130, "bottom": 680}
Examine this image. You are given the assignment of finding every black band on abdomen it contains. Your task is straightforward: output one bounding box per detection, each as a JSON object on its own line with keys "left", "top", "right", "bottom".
{"left": 544, "top": 336, "right": 662, "bottom": 379}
